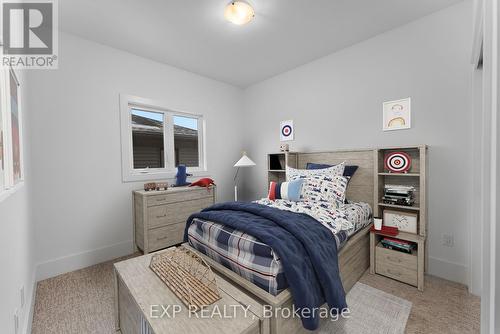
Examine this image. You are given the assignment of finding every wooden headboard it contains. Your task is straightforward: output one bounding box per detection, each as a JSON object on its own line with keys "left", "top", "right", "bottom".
{"left": 296, "top": 149, "right": 375, "bottom": 208}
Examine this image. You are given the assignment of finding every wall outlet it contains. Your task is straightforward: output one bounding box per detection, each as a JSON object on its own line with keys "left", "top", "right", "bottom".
{"left": 14, "top": 309, "right": 19, "bottom": 334}
{"left": 20, "top": 286, "right": 25, "bottom": 309}
{"left": 442, "top": 233, "right": 454, "bottom": 247}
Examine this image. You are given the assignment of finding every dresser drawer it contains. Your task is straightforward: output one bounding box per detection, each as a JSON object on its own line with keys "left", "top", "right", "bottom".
{"left": 376, "top": 244, "right": 417, "bottom": 270}
{"left": 375, "top": 244, "right": 417, "bottom": 286}
{"left": 147, "top": 188, "right": 214, "bottom": 207}
{"left": 134, "top": 185, "right": 216, "bottom": 254}
{"left": 375, "top": 261, "right": 417, "bottom": 286}
{"left": 148, "top": 222, "right": 185, "bottom": 252}
{"left": 148, "top": 197, "right": 214, "bottom": 229}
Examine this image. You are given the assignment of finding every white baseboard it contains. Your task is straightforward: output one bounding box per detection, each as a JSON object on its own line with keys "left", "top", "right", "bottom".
{"left": 35, "top": 240, "right": 134, "bottom": 282}
{"left": 428, "top": 256, "right": 468, "bottom": 285}
{"left": 23, "top": 271, "right": 37, "bottom": 334}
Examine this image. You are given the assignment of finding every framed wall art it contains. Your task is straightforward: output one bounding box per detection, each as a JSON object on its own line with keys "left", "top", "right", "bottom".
{"left": 383, "top": 97, "right": 411, "bottom": 131}
{"left": 280, "top": 120, "right": 294, "bottom": 141}
{"left": 0, "top": 66, "right": 24, "bottom": 196}
{"left": 9, "top": 68, "right": 22, "bottom": 184}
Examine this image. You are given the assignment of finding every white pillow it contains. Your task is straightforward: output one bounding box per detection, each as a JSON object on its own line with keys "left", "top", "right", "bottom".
{"left": 301, "top": 175, "right": 349, "bottom": 207}
{"left": 286, "top": 162, "right": 345, "bottom": 181}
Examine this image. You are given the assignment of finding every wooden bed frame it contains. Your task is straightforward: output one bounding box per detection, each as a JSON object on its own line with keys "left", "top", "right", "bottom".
{"left": 186, "top": 149, "right": 375, "bottom": 334}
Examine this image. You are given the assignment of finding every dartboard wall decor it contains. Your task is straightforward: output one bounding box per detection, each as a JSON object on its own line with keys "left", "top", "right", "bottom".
{"left": 384, "top": 151, "right": 412, "bottom": 173}
{"left": 280, "top": 120, "right": 294, "bottom": 141}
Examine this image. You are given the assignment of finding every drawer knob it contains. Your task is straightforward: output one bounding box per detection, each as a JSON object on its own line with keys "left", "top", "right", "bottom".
{"left": 387, "top": 256, "right": 402, "bottom": 263}
{"left": 156, "top": 197, "right": 167, "bottom": 202}
{"left": 157, "top": 236, "right": 168, "bottom": 241}
{"left": 156, "top": 214, "right": 167, "bottom": 218}
{"left": 387, "top": 269, "right": 401, "bottom": 277}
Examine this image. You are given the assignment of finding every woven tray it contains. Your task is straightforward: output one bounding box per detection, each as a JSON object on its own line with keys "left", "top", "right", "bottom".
{"left": 149, "top": 247, "right": 221, "bottom": 311}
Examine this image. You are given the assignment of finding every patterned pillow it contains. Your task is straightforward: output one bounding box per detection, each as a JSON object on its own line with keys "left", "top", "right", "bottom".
{"left": 286, "top": 162, "right": 345, "bottom": 181}
{"left": 306, "top": 163, "right": 359, "bottom": 203}
{"left": 301, "top": 175, "right": 348, "bottom": 207}
{"left": 268, "top": 179, "right": 304, "bottom": 202}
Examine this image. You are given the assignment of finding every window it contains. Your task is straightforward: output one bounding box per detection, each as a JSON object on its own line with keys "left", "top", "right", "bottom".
{"left": 173, "top": 115, "right": 199, "bottom": 168}
{"left": 131, "top": 109, "right": 165, "bottom": 169}
{"left": 120, "top": 95, "right": 206, "bottom": 182}
{"left": 0, "top": 67, "right": 24, "bottom": 198}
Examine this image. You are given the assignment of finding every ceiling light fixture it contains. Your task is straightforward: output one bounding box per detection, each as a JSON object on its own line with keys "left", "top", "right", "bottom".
{"left": 224, "top": 1, "right": 255, "bottom": 25}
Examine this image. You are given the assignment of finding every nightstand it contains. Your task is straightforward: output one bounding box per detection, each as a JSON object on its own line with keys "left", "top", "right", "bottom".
{"left": 370, "top": 231, "right": 425, "bottom": 290}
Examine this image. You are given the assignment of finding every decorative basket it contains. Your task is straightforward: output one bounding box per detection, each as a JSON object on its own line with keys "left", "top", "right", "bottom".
{"left": 149, "top": 247, "right": 221, "bottom": 311}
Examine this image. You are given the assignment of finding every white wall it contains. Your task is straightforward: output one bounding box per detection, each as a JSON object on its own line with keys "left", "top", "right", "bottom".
{"left": 0, "top": 73, "right": 36, "bottom": 334}
{"left": 22, "top": 1, "right": 475, "bottom": 288}
{"left": 25, "top": 32, "right": 244, "bottom": 280}
{"left": 242, "top": 1, "right": 473, "bottom": 284}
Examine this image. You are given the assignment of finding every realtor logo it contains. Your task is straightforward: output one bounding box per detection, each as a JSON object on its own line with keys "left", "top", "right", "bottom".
{"left": 1, "top": 0, "right": 58, "bottom": 68}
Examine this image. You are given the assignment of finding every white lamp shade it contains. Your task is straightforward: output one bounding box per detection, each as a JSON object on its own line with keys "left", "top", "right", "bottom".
{"left": 234, "top": 153, "right": 256, "bottom": 167}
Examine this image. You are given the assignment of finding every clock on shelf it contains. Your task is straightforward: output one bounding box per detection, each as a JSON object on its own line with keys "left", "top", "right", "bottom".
{"left": 383, "top": 209, "right": 418, "bottom": 234}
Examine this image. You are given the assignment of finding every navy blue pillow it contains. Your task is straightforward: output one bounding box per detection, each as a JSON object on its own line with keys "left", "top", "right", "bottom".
{"left": 306, "top": 163, "right": 359, "bottom": 178}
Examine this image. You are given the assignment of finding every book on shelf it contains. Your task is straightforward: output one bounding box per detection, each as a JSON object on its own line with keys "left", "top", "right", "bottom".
{"left": 384, "top": 184, "right": 416, "bottom": 193}
{"left": 383, "top": 185, "right": 415, "bottom": 206}
{"left": 383, "top": 191, "right": 414, "bottom": 198}
{"left": 382, "top": 196, "right": 415, "bottom": 206}
{"left": 381, "top": 237, "right": 416, "bottom": 254}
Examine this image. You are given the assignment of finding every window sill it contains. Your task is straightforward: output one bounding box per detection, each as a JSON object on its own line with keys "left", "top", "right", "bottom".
{"left": 0, "top": 182, "right": 25, "bottom": 203}
{"left": 122, "top": 170, "right": 210, "bottom": 183}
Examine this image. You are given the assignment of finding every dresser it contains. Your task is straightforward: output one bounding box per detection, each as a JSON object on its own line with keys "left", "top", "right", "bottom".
{"left": 133, "top": 186, "right": 216, "bottom": 254}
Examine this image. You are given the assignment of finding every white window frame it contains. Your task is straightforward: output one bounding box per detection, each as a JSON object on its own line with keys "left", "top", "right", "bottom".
{"left": 0, "top": 67, "right": 25, "bottom": 201}
{"left": 120, "top": 94, "right": 207, "bottom": 182}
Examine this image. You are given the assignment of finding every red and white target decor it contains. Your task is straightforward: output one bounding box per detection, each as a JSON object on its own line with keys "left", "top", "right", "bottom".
{"left": 384, "top": 151, "right": 412, "bottom": 173}
{"left": 280, "top": 120, "right": 294, "bottom": 141}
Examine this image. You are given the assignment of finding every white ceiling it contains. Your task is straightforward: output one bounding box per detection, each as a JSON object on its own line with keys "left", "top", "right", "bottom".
{"left": 60, "top": 0, "right": 463, "bottom": 87}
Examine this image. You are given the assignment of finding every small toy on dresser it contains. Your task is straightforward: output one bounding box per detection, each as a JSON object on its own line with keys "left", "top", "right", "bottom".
{"left": 144, "top": 182, "right": 157, "bottom": 191}
{"left": 189, "top": 177, "right": 215, "bottom": 189}
{"left": 156, "top": 182, "right": 168, "bottom": 191}
{"left": 143, "top": 182, "right": 168, "bottom": 191}
{"left": 173, "top": 164, "right": 192, "bottom": 187}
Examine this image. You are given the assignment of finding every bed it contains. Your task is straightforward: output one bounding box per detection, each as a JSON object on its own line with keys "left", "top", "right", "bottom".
{"left": 187, "top": 201, "right": 372, "bottom": 296}
{"left": 185, "top": 149, "right": 375, "bottom": 334}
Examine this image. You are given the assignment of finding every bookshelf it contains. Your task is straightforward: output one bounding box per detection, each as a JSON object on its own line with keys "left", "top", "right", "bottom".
{"left": 370, "top": 145, "right": 428, "bottom": 291}
{"left": 267, "top": 152, "right": 298, "bottom": 184}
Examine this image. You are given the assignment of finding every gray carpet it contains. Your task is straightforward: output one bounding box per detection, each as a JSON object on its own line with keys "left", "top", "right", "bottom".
{"left": 32, "top": 255, "right": 479, "bottom": 334}
{"left": 321, "top": 282, "right": 411, "bottom": 333}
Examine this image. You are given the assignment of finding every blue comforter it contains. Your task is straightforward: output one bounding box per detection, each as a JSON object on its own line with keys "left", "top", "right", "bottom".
{"left": 184, "top": 201, "right": 347, "bottom": 330}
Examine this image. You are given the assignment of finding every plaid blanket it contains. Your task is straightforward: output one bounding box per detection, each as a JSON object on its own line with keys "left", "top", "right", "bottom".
{"left": 188, "top": 218, "right": 287, "bottom": 295}
{"left": 185, "top": 201, "right": 349, "bottom": 330}
{"left": 187, "top": 202, "right": 371, "bottom": 296}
